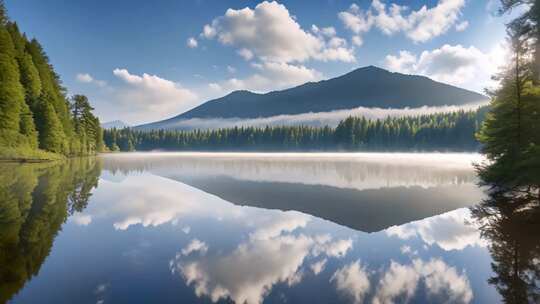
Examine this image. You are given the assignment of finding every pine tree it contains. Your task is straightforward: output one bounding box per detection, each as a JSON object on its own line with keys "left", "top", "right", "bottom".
{"left": 0, "top": 25, "right": 24, "bottom": 138}
{"left": 34, "top": 94, "right": 65, "bottom": 153}
{"left": 477, "top": 1, "right": 540, "bottom": 189}
{"left": 7, "top": 23, "right": 42, "bottom": 101}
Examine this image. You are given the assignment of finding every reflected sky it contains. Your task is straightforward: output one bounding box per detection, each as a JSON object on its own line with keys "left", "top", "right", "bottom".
{"left": 3, "top": 153, "right": 516, "bottom": 304}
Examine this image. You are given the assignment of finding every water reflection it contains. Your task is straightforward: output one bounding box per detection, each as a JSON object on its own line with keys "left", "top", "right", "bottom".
{"left": 101, "top": 153, "right": 485, "bottom": 232}
{"left": 0, "top": 153, "right": 539, "bottom": 304}
{"left": 471, "top": 190, "right": 540, "bottom": 304}
{"left": 0, "top": 158, "right": 101, "bottom": 303}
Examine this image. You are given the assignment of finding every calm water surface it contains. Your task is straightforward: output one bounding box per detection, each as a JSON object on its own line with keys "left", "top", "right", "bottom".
{"left": 1, "top": 153, "right": 539, "bottom": 303}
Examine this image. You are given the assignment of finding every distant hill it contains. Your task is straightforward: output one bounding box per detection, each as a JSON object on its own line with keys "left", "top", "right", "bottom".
{"left": 138, "top": 66, "right": 487, "bottom": 130}
{"left": 101, "top": 120, "right": 129, "bottom": 129}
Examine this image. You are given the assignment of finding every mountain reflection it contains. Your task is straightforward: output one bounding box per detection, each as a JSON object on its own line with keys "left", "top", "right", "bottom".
{"left": 102, "top": 153, "right": 485, "bottom": 232}
{"left": 0, "top": 159, "right": 102, "bottom": 303}
{"left": 471, "top": 190, "right": 540, "bottom": 304}
{"left": 3, "top": 154, "right": 540, "bottom": 304}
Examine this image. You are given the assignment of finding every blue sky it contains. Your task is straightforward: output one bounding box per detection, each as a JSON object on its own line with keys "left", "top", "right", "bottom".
{"left": 7, "top": 0, "right": 511, "bottom": 124}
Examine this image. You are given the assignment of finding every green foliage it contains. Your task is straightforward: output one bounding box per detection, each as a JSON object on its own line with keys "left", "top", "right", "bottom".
{"left": 70, "top": 94, "right": 103, "bottom": 155}
{"left": 477, "top": 1, "right": 540, "bottom": 190}
{"left": 7, "top": 22, "right": 42, "bottom": 101}
{"left": 0, "top": 26, "right": 24, "bottom": 133}
{"left": 0, "top": 6, "right": 102, "bottom": 159}
{"left": 34, "top": 95, "right": 65, "bottom": 153}
{"left": 104, "top": 108, "right": 487, "bottom": 152}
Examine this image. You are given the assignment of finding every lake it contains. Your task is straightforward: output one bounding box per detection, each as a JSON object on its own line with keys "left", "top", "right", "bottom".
{"left": 1, "top": 152, "right": 538, "bottom": 304}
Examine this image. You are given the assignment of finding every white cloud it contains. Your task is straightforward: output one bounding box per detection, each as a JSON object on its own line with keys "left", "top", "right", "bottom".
{"left": 455, "top": 20, "right": 469, "bottom": 32}
{"left": 209, "top": 61, "right": 322, "bottom": 94}
{"left": 226, "top": 65, "right": 236, "bottom": 73}
{"left": 373, "top": 260, "right": 419, "bottom": 304}
{"left": 201, "top": 1, "right": 355, "bottom": 63}
{"left": 182, "top": 239, "right": 209, "bottom": 256}
{"left": 76, "top": 73, "right": 106, "bottom": 87}
{"left": 338, "top": 0, "right": 466, "bottom": 43}
{"left": 384, "top": 44, "right": 507, "bottom": 91}
{"left": 72, "top": 214, "right": 93, "bottom": 226}
{"left": 111, "top": 68, "right": 198, "bottom": 123}
{"left": 187, "top": 37, "right": 198, "bottom": 48}
{"left": 312, "top": 25, "right": 337, "bottom": 37}
{"left": 352, "top": 35, "right": 363, "bottom": 46}
{"left": 237, "top": 48, "right": 254, "bottom": 60}
{"left": 182, "top": 226, "right": 191, "bottom": 234}
{"left": 331, "top": 260, "right": 371, "bottom": 304}
{"left": 310, "top": 258, "right": 327, "bottom": 275}
{"left": 249, "top": 211, "right": 310, "bottom": 240}
{"left": 174, "top": 234, "right": 313, "bottom": 304}
{"left": 77, "top": 73, "right": 93, "bottom": 83}
{"left": 161, "top": 102, "right": 487, "bottom": 131}
{"left": 386, "top": 208, "right": 486, "bottom": 251}
{"left": 373, "top": 258, "right": 473, "bottom": 304}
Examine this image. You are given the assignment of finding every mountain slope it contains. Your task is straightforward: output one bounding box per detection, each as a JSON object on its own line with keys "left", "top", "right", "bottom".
{"left": 138, "top": 66, "right": 487, "bottom": 130}
{"left": 101, "top": 120, "right": 129, "bottom": 129}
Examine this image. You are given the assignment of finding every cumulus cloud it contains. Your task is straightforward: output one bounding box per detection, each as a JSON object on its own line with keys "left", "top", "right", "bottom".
{"left": 187, "top": 37, "right": 198, "bottom": 48}
{"left": 331, "top": 260, "right": 371, "bottom": 304}
{"left": 385, "top": 208, "right": 485, "bottom": 251}
{"left": 71, "top": 214, "right": 93, "bottom": 226}
{"left": 310, "top": 258, "right": 327, "bottom": 275}
{"left": 455, "top": 20, "right": 469, "bottom": 32}
{"left": 208, "top": 61, "right": 322, "bottom": 94}
{"left": 182, "top": 239, "right": 208, "bottom": 256}
{"left": 384, "top": 44, "right": 507, "bottom": 91}
{"left": 76, "top": 73, "right": 106, "bottom": 87}
{"left": 111, "top": 68, "right": 198, "bottom": 123}
{"left": 201, "top": 1, "right": 355, "bottom": 63}
{"left": 339, "top": 0, "right": 466, "bottom": 43}
{"left": 373, "top": 258, "right": 473, "bottom": 304}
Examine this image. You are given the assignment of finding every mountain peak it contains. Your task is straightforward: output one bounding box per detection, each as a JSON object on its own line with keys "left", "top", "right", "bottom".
{"left": 136, "top": 67, "right": 488, "bottom": 130}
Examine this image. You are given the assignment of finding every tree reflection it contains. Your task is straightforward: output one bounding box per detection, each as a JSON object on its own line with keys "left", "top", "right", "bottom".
{"left": 471, "top": 190, "right": 540, "bottom": 304}
{"left": 0, "top": 158, "right": 102, "bottom": 303}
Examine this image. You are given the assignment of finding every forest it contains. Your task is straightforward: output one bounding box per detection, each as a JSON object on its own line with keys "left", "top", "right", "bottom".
{"left": 0, "top": 2, "right": 103, "bottom": 161}
{"left": 103, "top": 108, "right": 488, "bottom": 152}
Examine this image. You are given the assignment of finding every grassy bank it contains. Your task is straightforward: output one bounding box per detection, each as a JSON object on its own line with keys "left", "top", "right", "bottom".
{"left": 0, "top": 146, "right": 65, "bottom": 162}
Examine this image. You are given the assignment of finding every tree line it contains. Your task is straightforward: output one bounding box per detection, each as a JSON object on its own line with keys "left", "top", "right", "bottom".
{"left": 103, "top": 108, "right": 488, "bottom": 152}
{"left": 0, "top": 1, "right": 103, "bottom": 159}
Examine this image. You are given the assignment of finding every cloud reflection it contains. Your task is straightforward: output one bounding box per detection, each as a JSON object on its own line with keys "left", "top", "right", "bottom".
{"left": 170, "top": 212, "right": 353, "bottom": 304}
{"left": 373, "top": 259, "right": 473, "bottom": 304}
{"left": 385, "top": 208, "right": 485, "bottom": 251}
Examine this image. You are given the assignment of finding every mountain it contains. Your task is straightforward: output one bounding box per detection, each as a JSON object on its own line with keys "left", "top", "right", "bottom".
{"left": 101, "top": 120, "right": 130, "bottom": 129}
{"left": 138, "top": 66, "right": 487, "bottom": 130}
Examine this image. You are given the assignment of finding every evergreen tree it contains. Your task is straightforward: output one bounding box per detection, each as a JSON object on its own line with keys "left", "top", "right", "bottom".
{"left": 477, "top": 1, "right": 540, "bottom": 190}
{"left": 34, "top": 95, "right": 65, "bottom": 153}
{"left": 0, "top": 24, "right": 24, "bottom": 138}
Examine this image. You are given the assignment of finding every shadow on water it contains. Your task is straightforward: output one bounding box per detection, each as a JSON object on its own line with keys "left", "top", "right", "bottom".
{"left": 471, "top": 189, "right": 540, "bottom": 304}
{"left": 0, "top": 158, "right": 102, "bottom": 303}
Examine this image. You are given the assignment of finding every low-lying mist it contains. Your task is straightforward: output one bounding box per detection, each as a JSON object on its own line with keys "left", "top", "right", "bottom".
{"left": 157, "top": 102, "right": 487, "bottom": 130}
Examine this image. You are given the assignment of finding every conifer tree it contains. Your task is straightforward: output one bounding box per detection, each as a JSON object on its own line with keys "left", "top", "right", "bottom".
{"left": 34, "top": 95, "right": 65, "bottom": 153}
{"left": 0, "top": 25, "right": 24, "bottom": 137}
{"left": 477, "top": 1, "right": 540, "bottom": 189}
